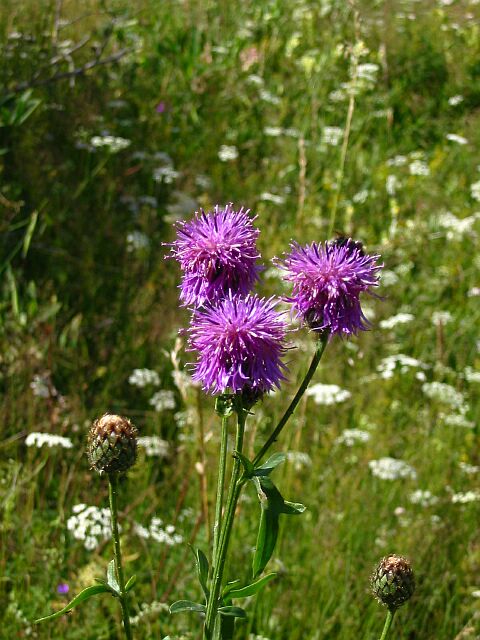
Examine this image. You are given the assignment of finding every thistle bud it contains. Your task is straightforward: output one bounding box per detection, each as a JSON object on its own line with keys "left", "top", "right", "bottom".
{"left": 371, "top": 554, "right": 415, "bottom": 611}
{"left": 88, "top": 414, "right": 137, "bottom": 475}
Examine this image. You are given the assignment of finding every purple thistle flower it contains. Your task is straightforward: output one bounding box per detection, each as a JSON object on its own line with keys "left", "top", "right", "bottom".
{"left": 188, "top": 294, "right": 288, "bottom": 395}
{"left": 167, "top": 204, "right": 261, "bottom": 307}
{"left": 276, "top": 239, "right": 382, "bottom": 336}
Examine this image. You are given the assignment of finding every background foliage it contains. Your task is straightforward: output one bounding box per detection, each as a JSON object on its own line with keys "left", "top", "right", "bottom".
{"left": 1, "top": 0, "right": 480, "bottom": 638}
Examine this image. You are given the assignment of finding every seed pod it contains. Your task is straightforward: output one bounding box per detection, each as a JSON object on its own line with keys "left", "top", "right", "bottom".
{"left": 87, "top": 414, "right": 137, "bottom": 475}
{"left": 371, "top": 554, "right": 415, "bottom": 611}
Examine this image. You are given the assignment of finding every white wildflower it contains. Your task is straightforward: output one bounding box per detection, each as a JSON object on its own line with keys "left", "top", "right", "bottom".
{"left": 335, "top": 429, "right": 370, "bottom": 446}
{"left": 377, "top": 354, "right": 427, "bottom": 379}
{"left": 67, "top": 505, "right": 111, "bottom": 550}
{"left": 218, "top": 145, "right": 239, "bottom": 162}
{"left": 149, "top": 390, "right": 175, "bottom": 412}
{"left": 306, "top": 383, "right": 351, "bottom": 405}
{"left": 387, "top": 155, "right": 408, "bottom": 167}
{"left": 468, "top": 287, "right": 480, "bottom": 297}
{"left": 380, "top": 270, "right": 399, "bottom": 287}
{"left": 409, "top": 490, "right": 439, "bottom": 506}
{"left": 459, "top": 462, "right": 480, "bottom": 474}
{"left": 329, "top": 89, "right": 347, "bottom": 103}
{"left": 134, "top": 517, "right": 183, "bottom": 546}
{"left": 153, "top": 166, "right": 179, "bottom": 183}
{"left": 451, "top": 491, "right": 480, "bottom": 504}
{"left": 369, "top": 457, "right": 417, "bottom": 480}
{"left": 446, "top": 133, "right": 468, "bottom": 145}
{"left": 30, "top": 374, "right": 51, "bottom": 398}
{"left": 356, "top": 62, "right": 379, "bottom": 83}
{"left": 464, "top": 367, "right": 480, "bottom": 383}
{"left": 128, "top": 368, "right": 160, "bottom": 388}
{"left": 25, "top": 432, "right": 73, "bottom": 449}
{"left": 471, "top": 180, "right": 480, "bottom": 202}
{"left": 431, "top": 311, "right": 453, "bottom": 325}
{"left": 353, "top": 189, "right": 369, "bottom": 204}
{"left": 448, "top": 95, "right": 464, "bottom": 106}
{"left": 409, "top": 159, "right": 430, "bottom": 176}
{"left": 422, "top": 382, "right": 465, "bottom": 410}
{"left": 90, "top": 135, "right": 130, "bottom": 152}
{"left": 246, "top": 74, "right": 264, "bottom": 86}
{"left": 126, "top": 231, "right": 150, "bottom": 252}
{"left": 436, "top": 210, "right": 479, "bottom": 239}
{"left": 285, "top": 451, "right": 312, "bottom": 470}
{"left": 386, "top": 175, "right": 399, "bottom": 196}
{"left": 322, "top": 126, "right": 343, "bottom": 146}
{"left": 259, "top": 89, "right": 281, "bottom": 104}
{"left": 379, "top": 313, "right": 414, "bottom": 329}
{"left": 259, "top": 192, "right": 285, "bottom": 205}
{"left": 442, "top": 413, "right": 474, "bottom": 429}
{"left": 137, "top": 436, "right": 170, "bottom": 458}
{"left": 263, "top": 126, "right": 283, "bottom": 137}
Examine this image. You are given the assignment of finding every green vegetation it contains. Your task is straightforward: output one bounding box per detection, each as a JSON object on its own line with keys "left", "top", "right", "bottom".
{"left": 1, "top": 0, "right": 480, "bottom": 638}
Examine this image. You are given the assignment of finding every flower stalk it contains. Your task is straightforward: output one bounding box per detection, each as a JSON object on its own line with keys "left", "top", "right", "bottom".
{"left": 379, "top": 609, "right": 395, "bottom": 640}
{"left": 108, "top": 473, "right": 133, "bottom": 640}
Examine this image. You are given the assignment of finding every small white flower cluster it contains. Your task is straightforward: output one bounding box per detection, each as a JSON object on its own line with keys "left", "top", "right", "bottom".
{"left": 322, "top": 126, "right": 343, "bottom": 146}
{"left": 259, "top": 192, "right": 286, "bottom": 205}
{"left": 380, "top": 269, "right": 399, "bottom": 287}
{"left": 446, "top": 133, "right": 468, "bottom": 145}
{"left": 422, "top": 382, "right": 465, "bottom": 411}
{"left": 130, "top": 601, "right": 169, "bottom": 626}
{"left": 387, "top": 155, "right": 408, "bottom": 167}
{"left": 134, "top": 517, "right": 183, "bottom": 546}
{"left": 356, "top": 62, "right": 379, "bottom": 83}
{"left": 129, "top": 368, "right": 160, "bottom": 387}
{"left": 218, "top": 145, "right": 239, "bottom": 161}
{"left": 471, "top": 180, "right": 480, "bottom": 202}
{"left": 369, "top": 457, "right": 417, "bottom": 481}
{"left": 137, "top": 436, "right": 169, "bottom": 458}
{"left": 436, "top": 211, "right": 480, "bottom": 240}
{"left": 431, "top": 310, "right": 453, "bottom": 325}
{"left": 441, "top": 413, "right": 474, "bottom": 429}
{"left": 335, "top": 428, "right": 370, "bottom": 447}
{"left": 448, "top": 94, "right": 464, "bottom": 106}
{"left": 25, "top": 432, "right": 73, "bottom": 449}
{"left": 409, "top": 489, "right": 439, "bottom": 507}
{"left": 153, "top": 166, "right": 180, "bottom": 183}
{"left": 464, "top": 367, "right": 480, "bottom": 383}
{"left": 459, "top": 462, "right": 479, "bottom": 475}
{"left": 386, "top": 174, "right": 399, "bottom": 196}
{"left": 306, "top": 383, "right": 351, "bottom": 406}
{"left": 126, "top": 231, "right": 150, "bottom": 252}
{"left": 67, "top": 504, "right": 112, "bottom": 550}
{"left": 376, "top": 354, "right": 427, "bottom": 379}
{"left": 379, "top": 313, "right": 414, "bottom": 329}
{"left": 149, "top": 389, "right": 176, "bottom": 412}
{"left": 285, "top": 451, "right": 312, "bottom": 470}
{"left": 451, "top": 491, "right": 480, "bottom": 504}
{"left": 30, "top": 374, "right": 53, "bottom": 398}
{"left": 90, "top": 135, "right": 130, "bottom": 152}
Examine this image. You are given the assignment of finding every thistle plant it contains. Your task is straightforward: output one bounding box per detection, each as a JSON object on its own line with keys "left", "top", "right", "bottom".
{"left": 167, "top": 204, "right": 382, "bottom": 639}
{"left": 371, "top": 555, "right": 415, "bottom": 640}
{"left": 35, "top": 414, "right": 138, "bottom": 639}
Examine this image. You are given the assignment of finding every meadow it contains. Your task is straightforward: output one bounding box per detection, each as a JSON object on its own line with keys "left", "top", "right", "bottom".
{"left": 1, "top": 0, "right": 480, "bottom": 638}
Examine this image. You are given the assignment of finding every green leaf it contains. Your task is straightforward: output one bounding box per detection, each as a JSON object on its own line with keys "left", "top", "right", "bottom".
{"left": 169, "top": 600, "right": 206, "bottom": 615}
{"left": 222, "top": 579, "right": 241, "bottom": 598}
{"left": 125, "top": 575, "right": 137, "bottom": 592}
{"left": 252, "top": 477, "right": 305, "bottom": 578}
{"left": 227, "top": 573, "right": 277, "bottom": 599}
{"left": 254, "top": 453, "right": 286, "bottom": 477}
{"left": 107, "top": 560, "right": 120, "bottom": 594}
{"left": 234, "top": 451, "right": 254, "bottom": 478}
{"left": 192, "top": 547, "right": 209, "bottom": 599}
{"left": 34, "top": 584, "right": 111, "bottom": 623}
{"left": 22, "top": 210, "right": 38, "bottom": 258}
{"left": 218, "top": 606, "right": 247, "bottom": 619}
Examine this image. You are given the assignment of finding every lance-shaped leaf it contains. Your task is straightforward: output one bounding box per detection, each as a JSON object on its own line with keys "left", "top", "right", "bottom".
{"left": 107, "top": 560, "right": 120, "bottom": 595}
{"left": 253, "top": 453, "right": 286, "bottom": 477}
{"left": 34, "top": 584, "right": 112, "bottom": 623}
{"left": 218, "top": 606, "right": 247, "bottom": 618}
{"left": 234, "top": 451, "right": 254, "bottom": 478}
{"left": 191, "top": 547, "right": 209, "bottom": 599}
{"left": 227, "top": 573, "right": 277, "bottom": 599}
{"left": 252, "top": 477, "right": 305, "bottom": 578}
{"left": 125, "top": 575, "right": 137, "bottom": 592}
{"left": 169, "top": 600, "right": 206, "bottom": 615}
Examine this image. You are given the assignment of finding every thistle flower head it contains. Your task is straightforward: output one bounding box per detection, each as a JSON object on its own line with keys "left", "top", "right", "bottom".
{"left": 188, "top": 293, "right": 288, "bottom": 396}
{"left": 167, "top": 204, "right": 261, "bottom": 307}
{"left": 276, "top": 239, "right": 382, "bottom": 336}
{"left": 371, "top": 554, "right": 415, "bottom": 611}
{"left": 87, "top": 414, "right": 138, "bottom": 475}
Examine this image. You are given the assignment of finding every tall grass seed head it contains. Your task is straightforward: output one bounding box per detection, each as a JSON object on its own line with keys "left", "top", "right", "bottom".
{"left": 276, "top": 239, "right": 381, "bottom": 336}
{"left": 188, "top": 292, "right": 289, "bottom": 396}
{"left": 371, "top": 554, "right": 415, "bottom": 611}
{"left": 88, "top": 414, "right": 138, "bottom": 475}
{"left": 166, "top": 203, "right": 261, "bottom": 307}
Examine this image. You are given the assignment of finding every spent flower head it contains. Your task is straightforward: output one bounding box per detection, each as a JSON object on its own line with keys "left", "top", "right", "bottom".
{"left": 188, "top": 293, "right": 288, "bottom": 396}
{"left": 276, "top": 238, "right": 381, "bottom": 335}
{"left": 87, "top": 414, "right": 138, "bottom": 475}
{"left": 167, "top": 204, "right": 261, "bottom": 307}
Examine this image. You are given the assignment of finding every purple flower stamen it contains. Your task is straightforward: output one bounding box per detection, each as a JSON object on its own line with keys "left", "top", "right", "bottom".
{"left": 188, "top": 293, "right": 288, "bottom": 395}
{"left": 276, "top": 239, "right": 382, "bottom": 336}
{"left": 166, "top": 204, "right": 261, "bottom": 307}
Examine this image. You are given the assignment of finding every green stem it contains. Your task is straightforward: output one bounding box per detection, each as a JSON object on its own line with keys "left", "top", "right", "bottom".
{"left": 108, "top": 473, "right": 133, "bottom": 640}
{"left": 212, "top": 415, "right": 229, "bottom": 569}
{"left": 253, "top": 333, "right": 328, "bottom": 467}
{"left": 379, "top": 609, "right": 395, "bottom": 640}
{"left": 204, "top": 407, "right": 247, "bottom": 639}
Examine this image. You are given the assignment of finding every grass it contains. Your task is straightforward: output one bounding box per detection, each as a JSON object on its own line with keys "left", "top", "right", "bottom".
{"left": 1, "top": 0, "right": 480, "bottom": 638}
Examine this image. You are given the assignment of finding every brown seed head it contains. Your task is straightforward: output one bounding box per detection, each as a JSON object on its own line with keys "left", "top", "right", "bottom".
{"left": 87, "top": 414, "right": 138, "bottom": 475}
